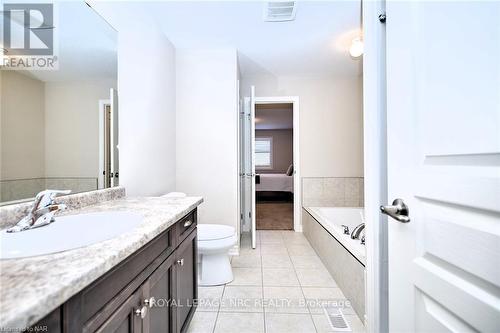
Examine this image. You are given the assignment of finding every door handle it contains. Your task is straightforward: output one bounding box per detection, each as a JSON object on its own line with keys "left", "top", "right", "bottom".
{"left": 380, "top": 199, "right": 410, "bottom": 223}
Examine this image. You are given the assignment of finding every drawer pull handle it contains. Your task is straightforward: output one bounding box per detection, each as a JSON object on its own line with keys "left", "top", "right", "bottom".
{"left": 177, "top": 258, "right": 184, "bottom": 266}
{"left": 144, "top": 297, "right": 155, "bottom": 308}
{"left": 184, "top": 220, "right": 193, "bottom": 228}
{"left": 135, "top": 306, "right": 148, "bottom": 319}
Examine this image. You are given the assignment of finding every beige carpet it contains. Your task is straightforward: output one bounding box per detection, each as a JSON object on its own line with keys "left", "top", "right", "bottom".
{"left": 256, "top": 202, "right": 293, "bottom": 230}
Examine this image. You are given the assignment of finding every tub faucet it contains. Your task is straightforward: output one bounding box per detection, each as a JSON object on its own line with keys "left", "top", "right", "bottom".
{"left": 350, "top": 223, "right": 365, "bottom": 240}
{"left": 6, "top": 189, "right": 71, "bottom": 233}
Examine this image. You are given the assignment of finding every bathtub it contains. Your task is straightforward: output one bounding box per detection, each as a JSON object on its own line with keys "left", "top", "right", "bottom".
{"left": 305, "top": 207, "right": 366, "bottom": 265}
{"left": 302, "top": 206, "right": 366, "bottom": 321}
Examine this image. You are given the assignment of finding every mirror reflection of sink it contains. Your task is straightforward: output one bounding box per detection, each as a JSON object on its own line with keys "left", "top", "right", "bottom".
{"left": 0, "top": 211, "right": 143, "bottom": 259}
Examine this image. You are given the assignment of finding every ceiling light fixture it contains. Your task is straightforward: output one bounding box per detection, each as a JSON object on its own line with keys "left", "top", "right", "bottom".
{"left": 349, "top": 37, "right": 364, "bottom": 58}
{"left": 348, "top": 0, "right": 364, "bottom": 59}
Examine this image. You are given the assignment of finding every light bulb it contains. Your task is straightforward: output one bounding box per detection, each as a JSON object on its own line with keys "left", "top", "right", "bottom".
{"left": 349, "top": 37, "right": 364, "bottom": 58}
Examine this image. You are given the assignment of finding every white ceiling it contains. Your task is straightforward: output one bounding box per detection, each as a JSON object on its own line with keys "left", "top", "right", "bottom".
{"left": 256, "top": 104, "right": 293, "bottom": 130}
{"left": 153, "top": 1, "right": 362, "bottom": 77}
{"left": 93, "top": 0, "right": 362, "bottom": 78}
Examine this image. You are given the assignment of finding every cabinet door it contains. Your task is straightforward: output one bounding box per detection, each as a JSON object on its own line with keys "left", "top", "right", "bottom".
{"left": 143, "top": 255, "right": 176, "bottom": 333}
{"left": 96, "top": 287, "right": 144, "bottom": 333}
{"left": 175, "top": 230, "right": 198, "bottom": 333}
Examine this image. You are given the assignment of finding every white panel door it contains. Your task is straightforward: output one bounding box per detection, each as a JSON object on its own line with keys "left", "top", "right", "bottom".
{"left": 239, "top": 98, "right": 246, "bottom": 233}
{"left": 250, "top": 86, "right": 256, "bottom": 249}
{"left": 385, "top": 1, "right": 500, "bottom": 332}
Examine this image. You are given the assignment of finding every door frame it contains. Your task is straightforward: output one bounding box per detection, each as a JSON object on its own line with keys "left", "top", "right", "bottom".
{"left": 98, "top": 99, "right": 111, "bottom": 190}
{"left": 363, "top": 0, "right": 389, "bottom": 332}
{"left": 254, "top": 96, "right": 301, "bottom": 232}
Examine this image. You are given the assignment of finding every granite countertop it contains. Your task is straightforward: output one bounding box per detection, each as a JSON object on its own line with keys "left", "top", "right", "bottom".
{"left": 0, "top": 196, "right": 203, "bottom": 330}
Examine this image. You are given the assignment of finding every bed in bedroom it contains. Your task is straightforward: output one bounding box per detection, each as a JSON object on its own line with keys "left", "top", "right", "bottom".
{"left": 256, "top": 173, "right": 293, "bottom": 192}
{"left": 255, "top": 173, "right": 294, "bottom": 202}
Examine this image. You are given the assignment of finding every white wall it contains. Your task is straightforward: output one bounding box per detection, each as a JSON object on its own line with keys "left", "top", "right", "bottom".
{"left": 0, "top": 71, "right": 45, "bottom": 180}
{"left": 44, "top": 80, "right": 115, "bottom": 177}
{"left": 241, "top": 74, "right": 364, "bottom": 178}
{"left": 117, "top": 26, "right": 177, "bottom": 196}
{"left": 176, "top": 49, "right": 239, "bottom": 227}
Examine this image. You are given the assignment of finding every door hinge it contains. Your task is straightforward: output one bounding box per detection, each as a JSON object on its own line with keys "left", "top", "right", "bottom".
{"left": 249, "top": 212, "right": 252, "bottom": 218}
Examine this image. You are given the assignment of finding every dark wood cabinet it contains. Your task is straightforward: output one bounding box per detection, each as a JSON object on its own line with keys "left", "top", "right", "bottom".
{"left": 143, "top": 254, "right": 175, "bottom": 333}
{"left": 175, "top": 230, "right": 197, "bottom": 333}
{"left": 31, "top": 209, "right": 198, "bottom": 333}
{"left": 95, "top": 287, "right": 144, "bottom": 333}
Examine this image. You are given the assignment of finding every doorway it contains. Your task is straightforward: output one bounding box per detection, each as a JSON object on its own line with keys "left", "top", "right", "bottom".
{"left": 239, "top": 87, "right": 300, "bottom": 249}
{"left": 254, "top": 103, "right": 294, "bottom": 230}
{"left": 98, "top": 88, "right": 119, "bottom": 189}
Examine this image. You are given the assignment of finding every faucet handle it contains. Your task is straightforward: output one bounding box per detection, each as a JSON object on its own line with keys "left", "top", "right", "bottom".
{"left": 341, "top": 225, "right": 350, "bottom": 235}
{"left": 32, "top": 189, "right": 71, "bottom": 212}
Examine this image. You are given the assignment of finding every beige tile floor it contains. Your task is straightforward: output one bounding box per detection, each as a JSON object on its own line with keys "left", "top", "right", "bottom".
{"left": 188, "top": 230, "right": 365, "bottom": 333}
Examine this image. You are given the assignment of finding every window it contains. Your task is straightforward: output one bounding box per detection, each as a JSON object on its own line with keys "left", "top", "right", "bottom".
{"left": 255, "top": 137, "right": 273, "bottom": 168}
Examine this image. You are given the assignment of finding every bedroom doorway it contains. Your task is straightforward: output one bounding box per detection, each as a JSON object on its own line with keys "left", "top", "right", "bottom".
{"left": 239, "top": 88, "right": 300, "bottom": 249}
{"left": 255, "top": 103, "right": 294, "bottom": 230}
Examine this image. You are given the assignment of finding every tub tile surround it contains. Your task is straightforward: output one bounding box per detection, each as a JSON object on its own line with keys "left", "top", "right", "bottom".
{"left": 302, "top": 210, "right": 366, "bottom": 321}
{"left": 302, "top": 177, "right": 364, "bottom": 208}
{"left": 189, "top": 230, "right": 365, "bottom": 333}
{"left": 0, "top": 186, "right": 126, "bottom": 230}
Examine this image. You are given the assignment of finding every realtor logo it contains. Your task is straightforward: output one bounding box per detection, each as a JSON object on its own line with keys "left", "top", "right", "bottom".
{"left": 3, "top": 3, "right": 54, "bottom": 56}
{"left": 2, "top": 3, "right": 57, "bottom": 69}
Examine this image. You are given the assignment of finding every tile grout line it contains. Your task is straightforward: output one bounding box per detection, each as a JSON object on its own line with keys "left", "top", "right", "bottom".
{"left": 211, "top": 284, "right": 225, "bottom": 333}
{"left": 284, "top": 230, "right": 320, "bottom": 333}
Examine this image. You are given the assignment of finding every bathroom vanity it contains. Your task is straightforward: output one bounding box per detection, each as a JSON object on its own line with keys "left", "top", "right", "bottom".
{"left": 0, "top": 191, "right": 202, "bottom": 333}
{"left": 37, "top": 210, "right": 197, "bottom": 333}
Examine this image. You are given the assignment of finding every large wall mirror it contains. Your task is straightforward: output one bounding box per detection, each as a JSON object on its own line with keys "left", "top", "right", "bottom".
{"left": 0, "top": 2, "right": 118, "bottom": 205}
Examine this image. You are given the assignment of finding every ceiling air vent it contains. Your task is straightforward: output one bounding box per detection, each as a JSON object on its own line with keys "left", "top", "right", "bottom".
{"left": 263, "top": 1, "right": 297, "bottom": 22}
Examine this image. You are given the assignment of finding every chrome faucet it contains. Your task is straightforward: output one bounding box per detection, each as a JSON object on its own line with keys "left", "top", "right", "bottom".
{"left": 6, "top": 189, "right": 71, "bottom": 233}
{"left": 350, "top": 223, "right": 365, "bottom": 240}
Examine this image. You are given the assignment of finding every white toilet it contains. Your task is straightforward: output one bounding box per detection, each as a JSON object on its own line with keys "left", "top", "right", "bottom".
{"left": 197, "top": 224, "right": 237, "bottom": 286}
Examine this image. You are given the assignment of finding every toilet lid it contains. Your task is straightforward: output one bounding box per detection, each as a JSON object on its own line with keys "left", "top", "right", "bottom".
{"left": 198, "top": 224, "right": 235, "bottom": 241}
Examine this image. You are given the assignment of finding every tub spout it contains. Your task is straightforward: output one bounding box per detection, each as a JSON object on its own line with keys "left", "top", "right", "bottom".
{"left": 350, "top": 223, "right": 365, "bottom": 239}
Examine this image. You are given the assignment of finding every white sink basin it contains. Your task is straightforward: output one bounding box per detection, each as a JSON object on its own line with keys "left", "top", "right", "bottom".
{"left": 0, "top": 211, "right": 143, "bottom": 259}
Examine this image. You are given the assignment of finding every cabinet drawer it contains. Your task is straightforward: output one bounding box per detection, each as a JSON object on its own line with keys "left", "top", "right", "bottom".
{"left": 69, "top": 228, "right": 174, "bottom": 332}
{"left": 176, "top": 210, "right": 197, "bottom": 245}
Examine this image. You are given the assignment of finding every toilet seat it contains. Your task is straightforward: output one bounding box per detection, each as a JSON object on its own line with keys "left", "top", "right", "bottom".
{"left": 198, "top": 224, "right": 235, "bottom": 241}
